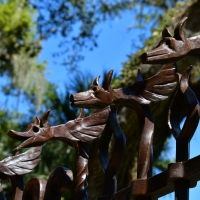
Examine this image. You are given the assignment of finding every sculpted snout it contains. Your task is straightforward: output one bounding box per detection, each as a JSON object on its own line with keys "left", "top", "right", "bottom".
{"left": 141, "top": 40, "right": 191, "bottom": 64}
{"left": 141, "top": 17, "right": 193, "bottom": 64}
{"left": 7, "top": 130, "right": 33, "bottom": 141}
{"left": 70, "top": 91, "right": 92, "bottom": 102}
{"left": 70, "top": 91, "right": 111, "bottom": 109}
{"left": 7, "top": 110, "right": 52, "bottom": 151}
{"left": 70, "top": 91, "right": 96, "bottom": 108}
{"left": 141, "top": 44, "right": 173, "bottom": 64}
{"left": 8, "top": 127, "right": 52, "bottom": 152}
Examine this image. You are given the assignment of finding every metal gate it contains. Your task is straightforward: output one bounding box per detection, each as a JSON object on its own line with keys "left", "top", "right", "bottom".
{"left": 1, "top": 17, "right": 200, "bottom": 199}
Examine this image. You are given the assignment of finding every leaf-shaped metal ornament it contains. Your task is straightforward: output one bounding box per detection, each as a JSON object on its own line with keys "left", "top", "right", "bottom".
{"left": 0, "top": 147, "right": 41, "bottom": 176}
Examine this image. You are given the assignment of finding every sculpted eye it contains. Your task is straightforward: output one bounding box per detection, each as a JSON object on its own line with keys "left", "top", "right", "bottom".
{"left": 32, "top": 126, "right": 40, "bottom": 133}
{"left": 92, "top": 87, "right": 97, "bottom": 92}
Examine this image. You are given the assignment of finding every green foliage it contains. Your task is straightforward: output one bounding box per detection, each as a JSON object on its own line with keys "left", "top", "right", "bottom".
{"left": 0, "top": 110, "right": 21, "bottom": 160}
{"left": 0, "top": 0, "right": 46, "bottom": 107}
{"left": 0, "top": 109, "right": 23, "bottom": 198}
{"left": 0, "top": 0, "right": 35, "bottom": 50}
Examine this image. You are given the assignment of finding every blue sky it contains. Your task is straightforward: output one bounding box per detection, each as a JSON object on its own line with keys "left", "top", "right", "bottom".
{"left": 40, "top": 11, "right": 150, "bottom": 91}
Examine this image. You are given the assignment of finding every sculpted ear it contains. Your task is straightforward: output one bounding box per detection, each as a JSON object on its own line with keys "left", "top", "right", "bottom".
{"left": 162, "top": 27, "right": 172, "bottom": 38}
{"left": 93, "top": 76, "right": 100, "bottom": 86}
{"left": 174, "top": 17, "right": 187, "bottom": 41}
{"left": 180, "top": 65, "right": 192, "bottom": 93}
{"left": 33, "top": 117, "right": 40, "bottom": 125}
{"left": 102, "top": 70, "right": 114, "bottom": 91}
{"left": 41, "top": 110, "right": 50, "bottom": 127}
{"left": 77, "top": 108, "right": 85, "bottom": 119}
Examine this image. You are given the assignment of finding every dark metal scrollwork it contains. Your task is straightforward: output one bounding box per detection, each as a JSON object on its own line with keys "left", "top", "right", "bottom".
{"left": 168, "top": 66, "right": 200, "bottom": 200}
{"left": 98, "top": 106, "right": 126, "bottom": 199}
{"left": 22, "top": 178, "right": 47, "bottom": 200}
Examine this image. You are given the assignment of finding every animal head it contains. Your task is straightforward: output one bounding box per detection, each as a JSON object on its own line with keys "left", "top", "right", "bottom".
{"left": 7, "top": 110, "right": 52, "bottom": 152}
{"left": 141, "top": 17, "right": 192, "bottom": 64}
{"left": 70, "top": 70, "right": 115, "bottom": 108}
{"left": 8, "top": 107, "right": 110, "bottom": 152}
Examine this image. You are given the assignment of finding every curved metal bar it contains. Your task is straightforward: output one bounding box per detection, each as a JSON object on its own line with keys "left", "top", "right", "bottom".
{"left": 112, "top": 155, "right": 200, "bottom": 199}
{"left": 74, "top": 141, "right": 89, "bottom": 200}
{"left": 168, "top": 66, "right": 200, "bottom": 200}
{"left": 22, "top": 178, "right": 47, "bottom": 200}
{"left": 137, "top": 105, "right": 154, "bottom": 179}
{"left": 73, "top": 109, "right": 89, "bottom": 200}
{"left": 125, "top": 102, "right": 154, "bottom": 180}
{"left": 10, "top": 149, "right": 24, "bottom": 200}
{"left": 98, "top": 106, "right": 126, "bottom": 199}
{"left": 168, "top": 66, "right": 200, "bottom": 161}
{"left": 126, "top": 68, "right": 154, "bottom": 180}
{"left": 44, "top": 167, "right": 73, "bottom": 200}
{"left": 9, "top": 175, "right": 24, "bottom": 200}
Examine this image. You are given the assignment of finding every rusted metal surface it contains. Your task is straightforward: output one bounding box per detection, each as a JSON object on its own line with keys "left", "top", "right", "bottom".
{"left": 0, "top": 147, "right": 41, "bottom": 176}
{"left": 8, "top": 107, "right": 109, "bottom": 151}
{"left": 0, "top": 17, "right": 200, "bottom": 199}
{"left": 7, "top": 107, "right": 109, "bottom": 200}
{"left": 44, "top": 167, "right": 73, "bottom": 200}
{"left": 22, "top": 178, "right": 47, "bottom": 200}
{"left": 70, "top": 63, "right": 177, "bottom": 108}
{"left": 111, "top": 155, "right": 200, "bottom": 199}
{"left": 98, "top": 106, "right": 126, "bottom": 199}
{"left": 168, "top": 66, "right": 199, "bottom": 200}
{"left": 141, "top": 17, "right": 200, "bottom": 64}
{"left": 0, "top": 147, "right": 41, "bottom": 199}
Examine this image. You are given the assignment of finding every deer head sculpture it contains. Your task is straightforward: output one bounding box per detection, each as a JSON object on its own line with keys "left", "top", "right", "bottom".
{"left": 70, "top": 71, "right": 115, "bottom": 109}
{"left": 7, "top": 110, "right": 53, "bottom": 151}
{"left": 141, "top": 17, "right": 200, "bottom": 64}
{"left": 7, "top": 107, "right": 109, "bottom": 152}
{"left": 70, "top": 63, "right": 177, "bottom": 108}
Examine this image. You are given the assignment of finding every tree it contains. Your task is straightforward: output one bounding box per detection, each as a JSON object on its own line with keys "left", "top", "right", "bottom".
{"left": 0, "top": 0, "right": 46, "bottom": 108}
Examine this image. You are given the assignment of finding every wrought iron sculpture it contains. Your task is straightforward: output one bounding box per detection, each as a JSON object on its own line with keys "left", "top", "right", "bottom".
{"left": 70, "top": 63, "right": 177, "bottom": 107}
{"left": 22, "top": 167, "right": 73, "bottom": 200}
{"left": 141, "top": 17, "right": 200, "bottom": 64}
{"left": 1, "top": 17, "right": 200, "bottom": 199}
{"left": 8, "top": 107, "right": 109, "bottom": 200}
{"left": 8, "top": 107, "right": 109, "bottom": 151}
